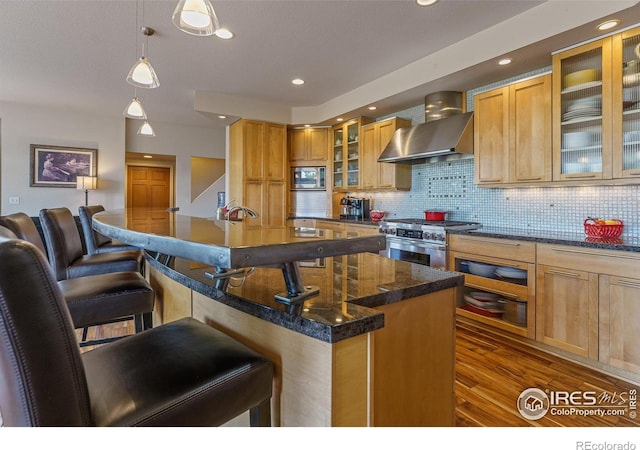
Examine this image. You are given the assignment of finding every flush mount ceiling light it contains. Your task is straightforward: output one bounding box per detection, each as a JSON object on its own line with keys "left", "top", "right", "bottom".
{"left": 214, "top": 28, "right": 234, "bottom": 39}
{"left": 173, "top": 0, "right": 220, "bottom": 36}
{"left": 138, "top": 120, "right": 156, "bottom": 137}
{"left": 218, "top": 115, "right": 227, "bottom": 119}
{"left": 292, "top": 78, "right": 305, "bottom": 85}
{"left": 126, "top": 26, "right": 160, "bottom": 89}
{"left": 123, "top": 96, "right": 147, "bottom": 119}
{"left": 498, "top": 58, "right": 512, "bottom": 66}
{"left": 597, "top": 19, "right": 620, "bottom": 31}
{"left": 416, "top": 0, "right": 438, "bottom": 5}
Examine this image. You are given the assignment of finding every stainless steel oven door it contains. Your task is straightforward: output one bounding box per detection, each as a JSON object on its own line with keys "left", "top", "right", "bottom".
{"left": 381, "top": 237, "right": 446, "bottom": 268}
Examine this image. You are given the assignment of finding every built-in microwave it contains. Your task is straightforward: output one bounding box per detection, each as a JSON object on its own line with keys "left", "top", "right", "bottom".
{"left": 291, "top": 166, "right": 326, "bottom": 190}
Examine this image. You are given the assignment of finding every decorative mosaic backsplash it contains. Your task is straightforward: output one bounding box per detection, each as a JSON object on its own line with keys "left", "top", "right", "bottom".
{"left": 366, "top": 158, "right": 639, "bottom": 238}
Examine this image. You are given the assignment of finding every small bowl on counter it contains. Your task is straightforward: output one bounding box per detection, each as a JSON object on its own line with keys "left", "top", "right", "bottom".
{"left": 369, "top": 210, "right": 385, "bottom": 222}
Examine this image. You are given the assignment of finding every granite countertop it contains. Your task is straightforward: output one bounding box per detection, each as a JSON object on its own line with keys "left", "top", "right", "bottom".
{"left": 146, "top": 252, "right": 463, "bottom": 343}
{"left": 291, "top": 215, "right": 381, "bottom": 227}
{"left": 449, "top": 227, "right": 640, "bottom": 253}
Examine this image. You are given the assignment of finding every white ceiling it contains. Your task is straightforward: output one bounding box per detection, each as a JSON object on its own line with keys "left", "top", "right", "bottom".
{"left": 1, "top": 0, "right": 639, "bottom": 129}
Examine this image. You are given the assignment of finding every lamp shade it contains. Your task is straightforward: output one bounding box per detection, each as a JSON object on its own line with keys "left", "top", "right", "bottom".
{"left": 172, "top": 0, "right": 220, "bottom": 36}
{"left": 123, "top": 97, "right": 147, "bottom": 119}
{"left": 138, "top": 120, "right": 156, "bottom": 136}
{"left": 76, "top": 176, "right": 97, "bottom": 191}
{"left": 126, "top": 56, "right": 160, "bottom": 89}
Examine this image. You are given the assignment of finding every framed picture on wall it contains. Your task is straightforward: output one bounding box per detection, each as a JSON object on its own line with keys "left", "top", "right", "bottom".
{"left": 30, "top": 144, "right": 97, "bottom": 188}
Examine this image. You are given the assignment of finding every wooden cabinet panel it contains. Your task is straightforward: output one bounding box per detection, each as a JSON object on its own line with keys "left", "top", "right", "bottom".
{"left": 266, "top": 181, "right": 286, "bottom": 227}
{"left": 449, "top": 234, "right": 536, "bottom": 262}
{"left": 289, "top": 129, "right": 307, "bottom": 161}
{"left": 599, "top": 275, "right": 640, "bottom": 373}
{"left": 360, "top": 117, "right": 411, "bottom": 191}
{"left": 266, "top": 122, "right": 286, "bottom": 180}
{"left": 474, "top": 87, "right": 509, "bottom": 184}
{"left": 536, "top": 264, "right": 598, "bottom": 359}
{"left": 509, "top": 74, "right": 552, "bottom": 182}
{"left": 244, "top": 181, "right": 264, "bottom": 227}
{"left": 289, "top": 128, "right": 328, "bottom": 162}
{"left": 244, "top": 120, "right": 264, "bottom": 180}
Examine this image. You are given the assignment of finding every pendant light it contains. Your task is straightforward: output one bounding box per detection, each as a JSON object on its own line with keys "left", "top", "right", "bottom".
{"left": 138, "top": 120, "right": 156, "bottom": 137}
{"left": 172, "top": 0, "right": 220, "bottom": 36}
{"left": 126, "top": 28, "right": 160, "bottom": 89}
{"left": 123, "top": 95, "right": 147, "bottom": 119}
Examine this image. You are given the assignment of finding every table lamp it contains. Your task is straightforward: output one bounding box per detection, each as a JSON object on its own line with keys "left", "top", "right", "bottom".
{"left": 77, "top": 176, "right": 97, "bottom": 206}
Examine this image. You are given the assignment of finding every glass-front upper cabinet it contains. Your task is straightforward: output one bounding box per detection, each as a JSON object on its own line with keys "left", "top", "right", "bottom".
{"left": 552, "top": 38, "right": 612, "bottom": 181}
{"left": 332, "top": 127, "right": 344, "bottom": 189}
{"left": 346, "top": 121, "right": 360, "bottom": 188}
{"left": 613, "top": 26, "right": 640, "bottom": 179}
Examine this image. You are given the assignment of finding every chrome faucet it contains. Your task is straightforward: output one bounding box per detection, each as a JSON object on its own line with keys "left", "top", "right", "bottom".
{"left": 225, "top": 206, "right": 258, "bottom": 220}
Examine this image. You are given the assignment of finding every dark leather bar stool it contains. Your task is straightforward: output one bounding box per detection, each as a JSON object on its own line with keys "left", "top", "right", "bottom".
{"left": 0, "top": 215, "right": 153, "bottom": 346}
{"left": 40, "top": 207, "right": 143, "bottom": 281}
{"left": 0, "top": 233, "right": 273, "bottom": 426}
{"left": 79, "top": 205, "right": 140, "bottom": 255}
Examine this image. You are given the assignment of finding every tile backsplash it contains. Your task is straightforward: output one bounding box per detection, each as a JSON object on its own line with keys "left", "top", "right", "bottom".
{"left": 363, "top": 158, "right": 639, "bottom": 238}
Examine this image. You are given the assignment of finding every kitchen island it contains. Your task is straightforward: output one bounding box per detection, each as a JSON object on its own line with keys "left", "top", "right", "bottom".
{"left": 93, "top": 209, "right": 464, "bottom": 426}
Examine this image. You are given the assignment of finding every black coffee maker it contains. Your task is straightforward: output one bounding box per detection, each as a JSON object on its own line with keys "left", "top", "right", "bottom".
{"left": 339, "top": 196, "right": 371, "bottom": 220}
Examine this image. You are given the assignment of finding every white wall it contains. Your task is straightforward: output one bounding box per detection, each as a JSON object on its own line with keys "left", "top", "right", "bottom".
{"left": 0, "top": 101, "right": 125, "bottom": 216}
{"left": 0, "top": 102, "right": 226, "bottom": 218}
{"left": 126, "top": 119, "right": 226, "bottom": 217}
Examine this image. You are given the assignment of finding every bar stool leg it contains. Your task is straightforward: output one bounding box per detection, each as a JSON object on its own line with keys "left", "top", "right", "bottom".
{"left": 249, "top": 398, "right": 271, "bottom": 427}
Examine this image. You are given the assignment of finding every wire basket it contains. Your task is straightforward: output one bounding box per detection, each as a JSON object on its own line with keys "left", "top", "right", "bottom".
{"left": 584, "top": 218, "right": 624, "bottom": 238}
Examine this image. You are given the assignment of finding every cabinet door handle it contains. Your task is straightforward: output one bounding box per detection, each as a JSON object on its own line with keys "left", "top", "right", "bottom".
{"left": 564, "top": 174, "right": 597, "bottom": 179}
{"left": 516, "top": 177, "right": 542, "bottom": 181}
{"left": 548, "top": 269, "right": 581, "bottom": 278}
{"left": 629, "top": 171, "right": 640, "bottom": 176}
{"left": 614, "top": 280, "right": 640, "bottom": 288}
{"left": 479, "top": 178, "right": 502, "bottom": 183}
{"left": 459, "top": 237, "right": 520, "bottom": 247}
{"left": 551, "top": 247, "right": 640, "bottom": 261}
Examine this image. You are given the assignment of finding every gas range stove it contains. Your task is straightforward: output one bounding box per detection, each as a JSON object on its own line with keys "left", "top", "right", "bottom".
{"left": 379, "top": 218, "right": 481, "bottom": 244}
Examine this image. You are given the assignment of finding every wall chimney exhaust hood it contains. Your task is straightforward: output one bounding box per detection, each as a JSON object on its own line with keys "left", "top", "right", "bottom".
{"left": 377, "top": 91, "right": 474, "bottom": 164}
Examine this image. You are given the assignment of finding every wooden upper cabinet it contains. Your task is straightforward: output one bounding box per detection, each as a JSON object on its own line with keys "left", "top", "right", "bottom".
{"left": 265, "top": 122, "right": 286, "bottom": 180}
{"left": 474, "top": 74, "right": 551, "bottom": 186}
{"left": 509, "top": 74, "right": 552, "bottom": 183}
{"left": 474, "top": 87, "right": 509, "bottom": 184}
{"left": 360, "top": 117, "right": 411, "bottom": 190}
{"left": 244, "top": 120, "right": 265, "bottom": 181}
{"left": 331, "top": 117, "right": 373, "bottom": 191}
{"left": 288, "top": 128, "right": 329, "bottom": 162}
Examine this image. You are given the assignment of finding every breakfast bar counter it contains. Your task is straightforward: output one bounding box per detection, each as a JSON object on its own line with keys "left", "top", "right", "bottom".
{"left": 93, "top": 208, "right": 463, "bottom": 427}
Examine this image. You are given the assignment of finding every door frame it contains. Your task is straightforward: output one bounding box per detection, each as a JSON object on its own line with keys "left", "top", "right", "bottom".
{"left": 125, "top": 162, "right": 175, "bottom": 209}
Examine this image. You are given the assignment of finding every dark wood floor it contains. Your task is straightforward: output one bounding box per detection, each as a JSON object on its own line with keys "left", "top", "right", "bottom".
{"left": 81, "top": 317, "right": 640, "bottom": 427}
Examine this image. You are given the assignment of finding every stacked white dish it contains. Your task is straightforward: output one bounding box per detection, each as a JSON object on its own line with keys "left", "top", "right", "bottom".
{"left": 562, "top": 131, "right": 593, "bottom": 148}
{"left": 463, "top": 292, "right": 505, "bottom": 317}
{"left": 495, "top": 267, "right": 527, "bottom": 283}
{"left": 562, "top": 95, "right": 601, "bottom": 121}
{"left": 467, "top": 261, "right": 496, "bottom": 278}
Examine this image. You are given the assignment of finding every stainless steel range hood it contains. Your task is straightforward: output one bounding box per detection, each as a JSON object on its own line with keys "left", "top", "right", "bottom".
{"left": 378, "top": 91, "right": 474, "bottom": 165}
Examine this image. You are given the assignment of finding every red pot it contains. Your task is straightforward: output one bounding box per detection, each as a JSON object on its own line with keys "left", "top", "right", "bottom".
{"left": 424, "top": 211, "right": 447, "bottom": 221}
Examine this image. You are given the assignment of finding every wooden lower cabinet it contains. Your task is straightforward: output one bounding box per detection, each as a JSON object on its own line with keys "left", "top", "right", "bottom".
{"left": 599, "top": 275, "right": 640, "bottom": 373}
{"left": 535, "top": 264, "right": 599, "bottom": 359}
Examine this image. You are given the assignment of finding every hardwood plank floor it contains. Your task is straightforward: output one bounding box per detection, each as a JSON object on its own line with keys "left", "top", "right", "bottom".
{"left": 81, "top": 317, "right": 640, "bottom": 427}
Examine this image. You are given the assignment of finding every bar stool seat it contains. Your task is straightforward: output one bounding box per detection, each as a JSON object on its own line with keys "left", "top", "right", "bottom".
{"left": 40, "top": 207, "right": 143, "bottom": 281}
{"left": 0, "top": 234, "right": 273, "bottom": 427}
{"left": 0, "top": 214, "right": 153, "bottom": 346}
{"left": 79, "top": 205, "right": 140, "bottom": 254}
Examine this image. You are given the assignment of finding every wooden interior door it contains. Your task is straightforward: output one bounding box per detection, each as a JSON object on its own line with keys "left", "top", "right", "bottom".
{"left": 126, "top": 166, "right": 172, "bottom": 232}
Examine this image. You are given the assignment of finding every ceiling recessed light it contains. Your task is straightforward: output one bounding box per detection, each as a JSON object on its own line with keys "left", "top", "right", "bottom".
{"left": 304, "top": 124, "right": 311, "bottom": 128}
{"left": 143, "top": 155, "right": 153, "bottom": 159}
{"left": 218, "top": 115, "right": 227, "bottom": 119}
{"left": 416, "top": 0, "right": 438, "bottom": 5}
{"left": 368, "top": 106, "right": 377, "bottom": 111}
{"left": 498, "top": 58, "right": 512, "bottom": 66}
{"left": 292, "top": 78, "right": 305, "bottom": 85}
{"left": 214, "top": 28, "right": 234, "bottom": 39}
{"left": 337, "top": 118, "right": 344, "bottom": 122}
{"left": 597, "top": 20, "right": 620, "bottom": 31}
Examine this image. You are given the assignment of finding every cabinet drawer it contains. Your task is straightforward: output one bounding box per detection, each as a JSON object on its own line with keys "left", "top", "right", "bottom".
{"left": 449, "top": 234, "right": 536, "bottom": 263}
{"left": 537, "top": 243, "right": 640, "bottom": 279}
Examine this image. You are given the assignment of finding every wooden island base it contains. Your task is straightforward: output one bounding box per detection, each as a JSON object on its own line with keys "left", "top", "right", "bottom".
{"left": 149, "top": 264, "right": 456, "bottom": 427}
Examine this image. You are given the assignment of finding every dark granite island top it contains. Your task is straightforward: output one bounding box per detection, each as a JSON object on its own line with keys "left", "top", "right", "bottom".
{"left": 147, "top": 251, "right": 463, "bottom": 343}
